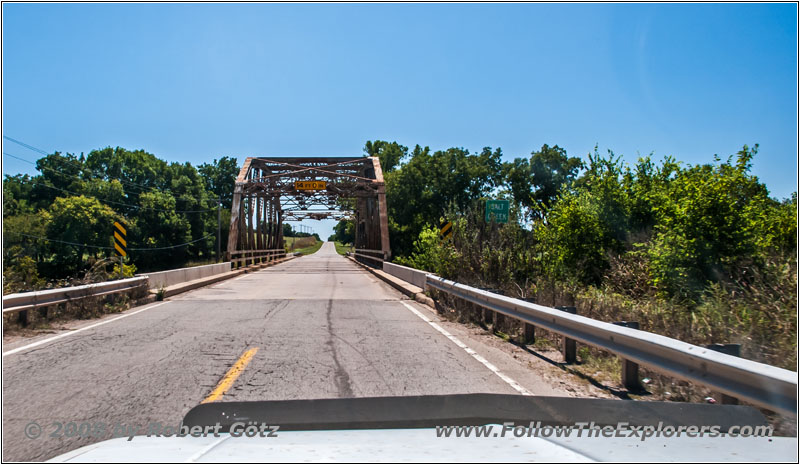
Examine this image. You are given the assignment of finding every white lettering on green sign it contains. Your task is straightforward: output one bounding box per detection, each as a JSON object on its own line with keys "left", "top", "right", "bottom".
{"left": 485, "top": 199, "right": 509, "bottom": 223}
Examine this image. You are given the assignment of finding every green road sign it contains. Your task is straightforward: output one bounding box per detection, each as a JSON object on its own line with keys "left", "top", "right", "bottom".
{"left": 485, "top": 199, "right": 509, "bottom": 224}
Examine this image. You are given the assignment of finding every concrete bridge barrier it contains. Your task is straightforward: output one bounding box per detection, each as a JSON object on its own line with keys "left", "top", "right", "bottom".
{"left": 140, "top": 262, "right": 231, "bottom": 290}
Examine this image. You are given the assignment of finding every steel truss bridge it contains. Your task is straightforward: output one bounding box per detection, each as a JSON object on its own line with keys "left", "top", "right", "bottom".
{"left": 226, "top": 157, "right": 390, "bottom": 266}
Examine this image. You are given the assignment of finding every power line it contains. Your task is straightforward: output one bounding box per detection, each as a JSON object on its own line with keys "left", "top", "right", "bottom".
{"left": 3, "top": 135, "right": 218, "bottom": 204}
{"left": 3, "top": 135, "right": 48, "bottom": 155}
{"left": 8, "top": 232, "right": 214, "bottom": 251}
{"left": 7, "top": 174, "right": 216, "bottom": 214}
{"left": 4, "top": 135, "right": 161, "bottom": 197}
{"left": 130, "top": 234, "right": 213, "bottom": 250}
{"left": 3, "top": 151, "right": 216, "bottom": 212}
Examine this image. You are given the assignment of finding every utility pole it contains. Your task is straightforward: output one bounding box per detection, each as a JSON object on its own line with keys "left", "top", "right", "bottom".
{"left": 217, "top": 199, "right": 222, "bottom": 263}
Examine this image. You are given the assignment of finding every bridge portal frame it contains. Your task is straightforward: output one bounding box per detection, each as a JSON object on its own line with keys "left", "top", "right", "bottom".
{"left": 227, "top": 157, "right": 390, "bottom": 267}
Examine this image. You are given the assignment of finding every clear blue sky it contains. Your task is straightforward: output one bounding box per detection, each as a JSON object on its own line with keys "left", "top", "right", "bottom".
{"left": 3, "top": 3, "right": 797, "bottom": 240}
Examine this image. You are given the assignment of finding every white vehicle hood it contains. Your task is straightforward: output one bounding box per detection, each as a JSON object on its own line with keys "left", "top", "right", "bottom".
{"left": 49, "top": 427, "right": 797, "bottom": 462}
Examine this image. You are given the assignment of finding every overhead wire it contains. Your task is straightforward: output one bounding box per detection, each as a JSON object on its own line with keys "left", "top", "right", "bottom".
{"left": 4, "top": 151, "right": 217, "bottom": 213}
{"left": 3, "top": 135, "right": 219, "bottom": 205}
{"left": 8, "top": 232, "right": 215, "bottom": 251}
{"left": 3, "top": 136, "right": 223, "bottom": 257}
{"left": 4, "top": 170, "right": 216, "bottom": 214}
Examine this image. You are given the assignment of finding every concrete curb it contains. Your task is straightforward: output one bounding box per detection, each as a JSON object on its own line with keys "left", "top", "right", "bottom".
{"left": 154, "top": 270, "right": 246, "bottom": 298}
{"left": 152, "top": 256, "right": 296, "bottom": 299}
{"left": 346, "top": 256, "right": 435, "bottom": 309}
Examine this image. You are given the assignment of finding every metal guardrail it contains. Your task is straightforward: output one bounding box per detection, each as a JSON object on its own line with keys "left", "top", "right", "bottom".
{"left": 425, "top": 275, "right": 798, "bottom": 417}
{"left": 2, "top": 277, "right": 149, "bottom": 314}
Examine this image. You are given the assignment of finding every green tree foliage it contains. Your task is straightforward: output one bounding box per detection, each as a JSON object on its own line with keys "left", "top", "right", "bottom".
{"left": 646, "top": 145, "right": 791, "bottom": 300}
{"left": 85, "top": 147, "right": 168, "bottom": 197}
{"left": 364, "top": 140, "right": 408, "bottom": 173}
{"left": 3, "top": 174, "right": 36, "bottom": 217}
{"left": 3, "top": 146, "right": 233, "bottom": 288}
{"left": 3, "top": 256, "right": 45, "bottom": 295}
{"left": 40, "top": 196, "right": 118, "bottom": 274}
{"left": 131, "top": 191, "right": 192, "bottom": 269}
{"left": 332, "top": 220, "right": 355, "bottom": 245}
{"left": 394, "top": 225, "right": 459, "bottom": 277}
{"left": 198, "top": 156, "right": 239, "bottom": 209}
{"left": 504, "top": 144, "right": 583, "bottom": 220}
{"left": 390, "top": 142, "right": 795, "bottom": 368}
{"left": 384, "top": 143, "right": 503, "bottom": 256}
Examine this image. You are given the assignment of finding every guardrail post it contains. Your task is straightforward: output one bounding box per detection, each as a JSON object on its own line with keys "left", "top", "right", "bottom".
{"left": 556, "top": 306, "right": 577, "bottom": 363}
{"left": 522, "top": 323, "right": 536, "bottom": 344}
{"left": 493, "top": 310, "right": 506, "bottom": 332}
{"left": 519, "top": 298, "right": 536, "bottom": 344}
{"left": 474, "top": 287, "right": 489, "bottom": 324}
{"left": 613, "top": 321, "right": 642, "bottom": 390}
{"left": 706, "top": 343, "right": 742, "bottom": 405}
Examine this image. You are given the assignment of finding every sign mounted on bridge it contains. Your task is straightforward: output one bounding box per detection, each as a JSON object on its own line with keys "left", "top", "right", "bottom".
{"left": 485, "top": 199, "right": 509, "bottom": 224}
{"left": 113, "top": 221, "right": 127, "bottom": 257}
{"left": 295, "top": 181, "right": 327, "bottom": 191}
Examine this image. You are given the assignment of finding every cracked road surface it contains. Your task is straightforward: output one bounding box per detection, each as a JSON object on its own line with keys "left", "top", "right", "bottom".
{"left": 2, "top": 242, "right": 571, "bottom": 461}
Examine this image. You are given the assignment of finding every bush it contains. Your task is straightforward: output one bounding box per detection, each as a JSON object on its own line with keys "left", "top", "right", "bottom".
{"left": 3, "top": 255, "right": 45, "bottom": 294}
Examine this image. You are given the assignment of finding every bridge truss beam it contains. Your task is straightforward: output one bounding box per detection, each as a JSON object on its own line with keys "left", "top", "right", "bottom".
{"left": 227, "top": 157, "right": 390, "bottom": 266}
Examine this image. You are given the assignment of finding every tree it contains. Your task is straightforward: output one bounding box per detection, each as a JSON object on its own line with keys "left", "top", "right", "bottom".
{"left": 131, "top": 191, "right": 192, "bottom": 270}
{"left": 3, "top": 174, "right": 36, "bottom": 217}
{"left": 165, "top": 161, "right": 215, "bottom": 260}
{"left": 504, "top": 144, "right": 582, "bottom": 220}
{"left": 36, "top": 152, "right": 86, "bottom": 193}
{"left": 41, "top": 196, "right": 119, "bottom": 275}
{"left": 332, "top": 220, "right": 355, "bottom": 244}
{"left": 85, "top": 147, "right": 168, "bottom": 194}
{"left": 364, "top": 140, "right": 408, "bottom": 173}
{"left": 647, "top": 145, "right": 779, "bottom": 298}
{"left": 385, "top": 144, "right": 503, "bottom": 256}
{"left": 198, "top": 156, "right": 239, "bottom": 209}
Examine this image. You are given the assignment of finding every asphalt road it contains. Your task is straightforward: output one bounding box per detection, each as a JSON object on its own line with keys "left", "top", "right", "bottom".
{"left": 2, "top": 242, "right": 570, "bottom": 461}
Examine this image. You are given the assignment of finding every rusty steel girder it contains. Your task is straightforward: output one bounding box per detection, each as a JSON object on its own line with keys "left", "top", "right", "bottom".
{"left": 227, "top": 157, "right": 390, "bottom": 265}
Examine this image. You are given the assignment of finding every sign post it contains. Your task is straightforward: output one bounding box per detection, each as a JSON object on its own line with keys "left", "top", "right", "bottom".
{"left": 485, "top": 199, "right": 510, "bottom": 224}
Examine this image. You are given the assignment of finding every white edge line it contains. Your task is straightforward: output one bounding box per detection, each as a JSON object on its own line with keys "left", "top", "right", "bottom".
{"left": 399, "top": 301, "right": 533, "bottom": 396}
{"left": 2, "top": 302, "right": 169, "bottom": 357}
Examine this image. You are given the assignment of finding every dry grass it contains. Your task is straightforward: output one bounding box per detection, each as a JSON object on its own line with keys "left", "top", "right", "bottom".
{"left": 285, "top": 236, "right": 317, "bottom": 250}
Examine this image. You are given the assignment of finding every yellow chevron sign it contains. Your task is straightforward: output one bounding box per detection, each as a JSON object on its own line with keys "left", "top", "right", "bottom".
{"left": 113, "top": 221, "right": 127, "bottom": 257}
{"left": 295, "top": 181, "right": 327, "bottom": 191}
{"left": 439, "top": 221, "right": 453, "bottom": 241}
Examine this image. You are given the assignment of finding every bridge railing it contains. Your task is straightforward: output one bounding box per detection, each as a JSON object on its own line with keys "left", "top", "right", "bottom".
{"left": 354, "top": 249, "right": 385, "bottom": 268}
{"left": 2, "top": 277, "right": 149, "bottom": 315}
{"left": 229, "top": 249, "right": 286, "bottom": 268}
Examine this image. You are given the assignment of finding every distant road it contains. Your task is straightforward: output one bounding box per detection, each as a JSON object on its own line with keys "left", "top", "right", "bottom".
{"left": 3, "top": 242, "right": 573, "bottom": 461}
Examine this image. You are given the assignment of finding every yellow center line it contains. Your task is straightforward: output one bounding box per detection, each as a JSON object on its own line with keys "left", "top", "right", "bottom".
{"left": 201, "top": 347, "right": 259, "bottom": 404}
